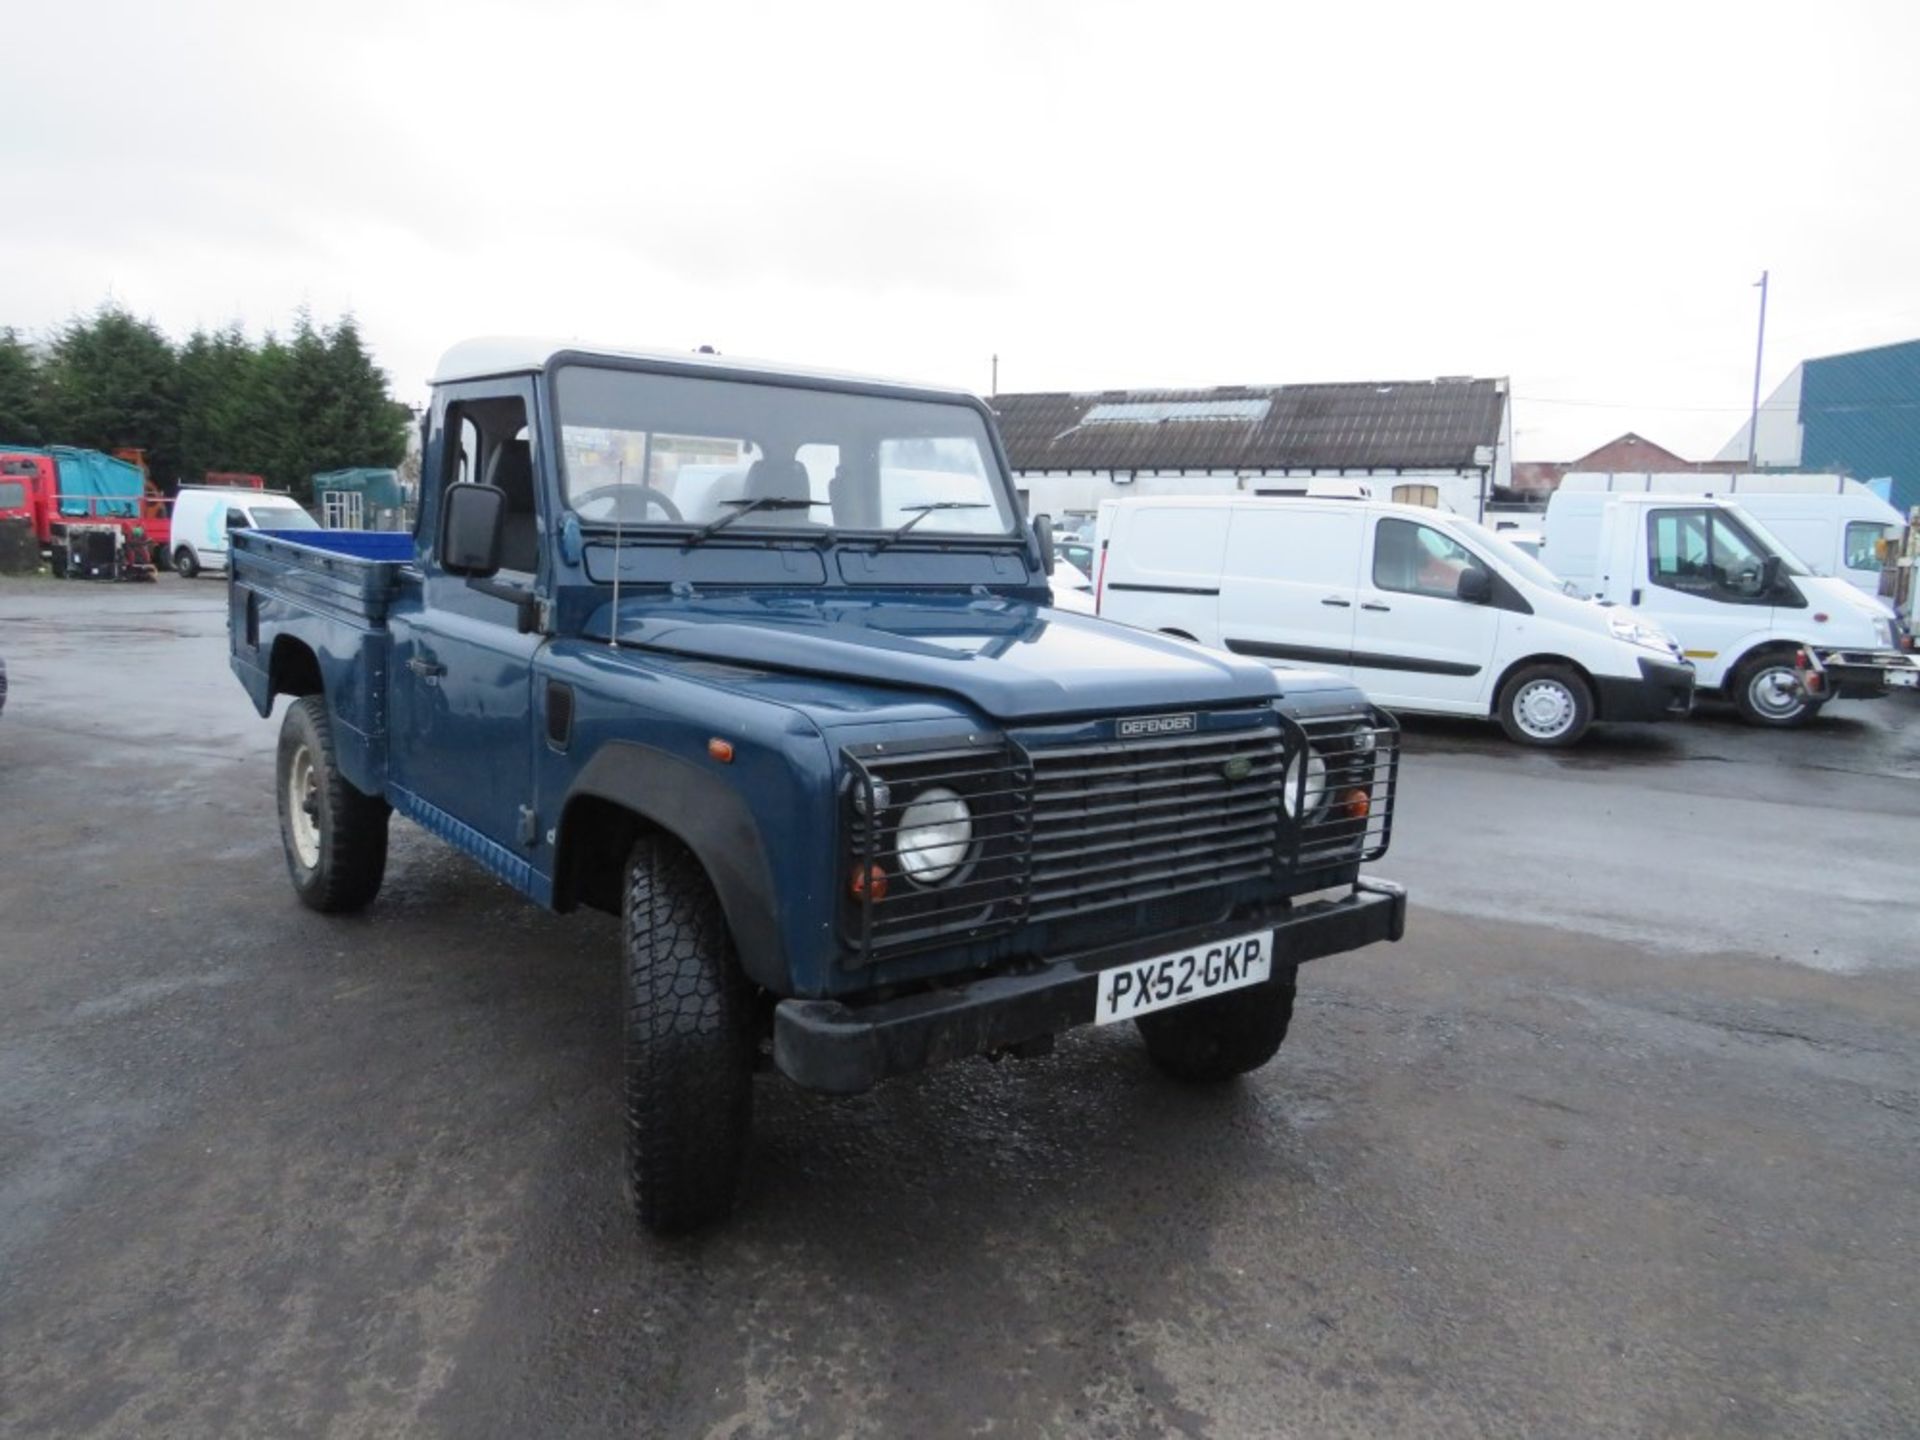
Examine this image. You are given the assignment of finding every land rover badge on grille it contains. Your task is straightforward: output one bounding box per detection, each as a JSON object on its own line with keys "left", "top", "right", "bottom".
{"left": 1116, "top": 713, "right": 1197, "bottom": 738}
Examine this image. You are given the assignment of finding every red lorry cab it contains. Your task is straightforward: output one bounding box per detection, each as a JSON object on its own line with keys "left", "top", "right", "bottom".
{"left": 0, "top": 451, "right": 58, "bottom": 537}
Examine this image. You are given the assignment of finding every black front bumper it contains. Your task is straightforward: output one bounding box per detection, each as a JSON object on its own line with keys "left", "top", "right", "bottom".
{"left": 1593, "top": 655, "right": 1695, "bottom": 723}
{"left": 774, "top": 878, "right": 1407, "bottom": 1095}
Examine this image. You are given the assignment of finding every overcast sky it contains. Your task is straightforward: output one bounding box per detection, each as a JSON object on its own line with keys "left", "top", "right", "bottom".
{"left": 5, "top": 0, "right": 1917, "bottom": 459}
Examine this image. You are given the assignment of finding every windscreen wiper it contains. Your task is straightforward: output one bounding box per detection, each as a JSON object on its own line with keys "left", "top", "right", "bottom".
{"left": 873, "top": 502, "right": 990, "bottom": 551}
{"left": 687, "top": 496, "right": 828, "bottom": 544}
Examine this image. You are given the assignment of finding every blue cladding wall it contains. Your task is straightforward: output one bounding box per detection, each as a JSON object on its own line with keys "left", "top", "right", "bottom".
{"left": 1798, "top": 340, "right": 1920, "bottom": 514}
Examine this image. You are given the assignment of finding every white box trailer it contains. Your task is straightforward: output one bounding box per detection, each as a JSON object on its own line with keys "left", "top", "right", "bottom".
{"left": 1552, "top": 473, "right": 1904, "bottom": 601}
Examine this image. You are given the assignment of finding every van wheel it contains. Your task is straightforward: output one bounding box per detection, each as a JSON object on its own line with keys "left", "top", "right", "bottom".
{"left": 623, "top": 834, "right": 755, "bottom": 1234}
{"left": 1733, "top": 651, "right": 1816, "bottom": 727}
{"left": 173, "top": 546, "right": 199, "bottom": 579}
{"left": 1137, "top": 970, "right": 1296, "bottom": 1082}
{"left": 277, "top": 696, "right": 389, "bottom": 912}
{"left": 1497, "top": 664, "right": 1593, "bottom": 746}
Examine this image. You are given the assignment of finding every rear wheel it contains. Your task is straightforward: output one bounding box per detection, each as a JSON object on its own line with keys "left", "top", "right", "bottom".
{"left": 1733, "top": 651, "right": 1817, "bottom": 727}
{"left": 276, "top": 696, "right": 389, "bottom": 912}
{"left": 1497, "top": 663, "right": 1593, "bottom": 747}
{"left": 1137, "top": 971, "right": 1296, "bottom": 1082}
{"left": 623, "top": 834, "right": 755, "bottom": 1233}
{"left": 173, "top": 545, "right": 199, "bottom": 579}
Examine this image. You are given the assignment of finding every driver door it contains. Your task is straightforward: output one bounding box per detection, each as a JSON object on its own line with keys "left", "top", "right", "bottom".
{"left": 1639, "top": 507, "right": 1780, "bottom": 676}
{"left": 388, "top": 379, "right": 546, "bottom": 854}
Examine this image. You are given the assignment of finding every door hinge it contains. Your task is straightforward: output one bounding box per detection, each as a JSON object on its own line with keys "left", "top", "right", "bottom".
{"left": 517, "top": 805, "right": 538, "bottom": 847}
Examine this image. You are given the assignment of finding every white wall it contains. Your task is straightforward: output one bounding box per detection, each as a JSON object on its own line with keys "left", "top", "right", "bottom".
{"left": 1017, "top": 467, "right": 1488, "bottom": 524}
{"left": 1716, "top": 364, "right": 1804, "bottom": 467}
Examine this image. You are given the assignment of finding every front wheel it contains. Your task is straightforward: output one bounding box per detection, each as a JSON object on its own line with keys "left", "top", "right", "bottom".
{"left": 623, "top": 834, "right": 755, "bottom": 1233}
{"left": 276, "top": 696, "right": 389, "bottom": 912}
{"left": 1497, "top": 664, "right": 1593, "bottom": 747}
{"left": 1137, "top": 971, "right": 1296, "bottom": 1082}
{"left": 1733, "top": 651, "right": 1817, "bottom": 727}
{"left": 173, "top": 545, "right": 200, "bottom": 579}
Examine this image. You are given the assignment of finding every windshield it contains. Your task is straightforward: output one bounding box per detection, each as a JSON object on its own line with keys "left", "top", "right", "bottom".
{"left": 249, "top": 504, "right": 318, "bottom": 531}
{"left": 1453, "top": 517, "right": 1578, "bottom": 593}
{"left": 552, "top": 365, "right": 1018, "bottom": 538}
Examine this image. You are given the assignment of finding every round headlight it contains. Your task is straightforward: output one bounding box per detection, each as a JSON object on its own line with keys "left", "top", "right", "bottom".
{"left": 896, "top": 786, "right": 974, "bottom": 885}
{"left": 1280, "top": 750, "right": 1328, "bottom": 820}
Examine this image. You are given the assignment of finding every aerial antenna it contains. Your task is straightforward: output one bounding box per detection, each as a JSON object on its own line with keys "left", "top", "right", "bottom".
{"left": 608, "top": 453, "right": 624, "bottom": 648}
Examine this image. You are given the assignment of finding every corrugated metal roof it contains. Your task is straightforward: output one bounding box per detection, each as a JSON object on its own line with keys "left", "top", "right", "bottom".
{"left": 990, "top": 378, "right": 1504, "bottom": 473}
{"left": 1799, "top": 339, "right": 1920, "bottom": 514}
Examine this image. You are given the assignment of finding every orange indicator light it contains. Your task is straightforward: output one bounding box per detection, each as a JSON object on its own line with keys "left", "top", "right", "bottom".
{"left": 707, "top": 737, "right": 735, "bottom": 763}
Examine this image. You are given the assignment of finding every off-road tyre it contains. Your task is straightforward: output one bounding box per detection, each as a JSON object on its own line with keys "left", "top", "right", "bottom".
{"left": 623, "top": 834, "right": 755, "bottom": 1234}
{"left": 1732, "top": 649, "right": 1817, "bottom": 728}
{"left": 276, "top": 696, "right": 389, "bottom": 913}
{"left": 173, "top": 545, "right": 200, "bottom": 579}
{"left": 1496, "top": 663, "right": 1594, "bottom": 747}
{"left": 1137, "top": 969, "right": 1296, "bottom": 1082}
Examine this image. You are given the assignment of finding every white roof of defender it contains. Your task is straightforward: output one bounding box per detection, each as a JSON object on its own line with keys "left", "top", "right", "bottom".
{"left": 430, "top": 336, "right": 975, "bottom": 398}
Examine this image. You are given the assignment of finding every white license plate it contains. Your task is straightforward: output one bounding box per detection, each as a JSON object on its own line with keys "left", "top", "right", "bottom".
{"left": 1890, "top": 668, "right": 1918, "bottom": 688}
{"left": 1093, "top": 928, "right": 1274, "bottom": 1025}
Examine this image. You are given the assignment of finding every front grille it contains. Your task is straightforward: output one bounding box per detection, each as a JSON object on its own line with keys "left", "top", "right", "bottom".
{"left": 1026, "top": 726, "right": 1285, "bottom": 923}
{"left": 841, "top": 708, "right": 1398, "bottom": 966}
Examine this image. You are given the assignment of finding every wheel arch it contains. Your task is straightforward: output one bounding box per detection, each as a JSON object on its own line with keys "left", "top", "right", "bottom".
{"left": 1721, "top": 638, "right": 1801, "bottom": 690}
{"left": 554, "top": 742, "right": 786, "bottom": 992}
{"left": 268, "top": 635, "right": 325, "bottom": 701}
{"left": 1487, "top": 652, "right": 1598, "bottom": 718}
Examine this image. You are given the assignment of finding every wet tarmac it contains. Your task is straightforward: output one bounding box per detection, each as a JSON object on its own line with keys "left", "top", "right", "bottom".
{"left": 3, "top": 575, "right": 1917, "bottom": 1438}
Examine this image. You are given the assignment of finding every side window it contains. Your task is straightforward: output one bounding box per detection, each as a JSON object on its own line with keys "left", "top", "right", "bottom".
{"left": 226, "top": 506, "right": 253, "bottom": 530}
{"left": 444, "top": 396, "right": 538, "bottom": 576}
{"left": 1372, "top": 518, "right": 1485, "bottom": 599}
{"left": 1845, "top": 522, "right": 1888, "bottom": 571}
{"left": 1647, "top": 509, "right": 1771, "bottom": 601}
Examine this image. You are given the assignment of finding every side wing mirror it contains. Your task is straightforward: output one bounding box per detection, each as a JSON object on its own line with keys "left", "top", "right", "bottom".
{"left": 1760, "top": 554, "right": 1783, "bottom": 594}
{"left": 1032, "top": 513, "right": 1056, "bottom": 575}
{"left": 441, "top": 483, "right": 506, "bottom": 577}
{"left": 1456, "top": 567, "right": 1493, "bottom": 604}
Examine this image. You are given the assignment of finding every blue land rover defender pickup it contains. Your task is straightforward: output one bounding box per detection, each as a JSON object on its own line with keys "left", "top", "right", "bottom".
{"left": 229, "top": 339, "right": 1407, "bottom": 1232}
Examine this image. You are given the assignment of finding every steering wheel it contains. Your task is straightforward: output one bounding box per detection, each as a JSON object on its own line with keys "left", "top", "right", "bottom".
{"left": 569, "top": 483, "right": 683, "bottom": 524}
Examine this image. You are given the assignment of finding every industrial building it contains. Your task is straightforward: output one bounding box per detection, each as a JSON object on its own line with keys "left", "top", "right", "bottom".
{"left": 988, "top": 377, "right": 1511, "bottom": 526}
{"left": 1719, "top": 337, "right": 1920, "bottom": 512}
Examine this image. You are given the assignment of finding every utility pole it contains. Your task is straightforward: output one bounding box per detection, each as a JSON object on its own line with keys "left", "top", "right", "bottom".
{"left": 990, "top": 353, "right": 999, "bottom": 396}
{"left": 1747, "top": 270, "right": 1769, "bottom": 471}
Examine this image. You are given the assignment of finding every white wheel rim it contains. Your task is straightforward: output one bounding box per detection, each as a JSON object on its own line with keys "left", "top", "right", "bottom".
{"left": 1749, "top": 666, "right": 1805, "bottom": 719}
{"left": 1513, "top": 678, "right": 1577, "bottom": 739}
{"left": 288, "top": 745, "right": 321, "bottom": 868}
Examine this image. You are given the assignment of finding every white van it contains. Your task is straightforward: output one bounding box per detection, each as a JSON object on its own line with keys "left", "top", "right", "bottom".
{"left": 169, "top": 487, "right": 318, "bottom": 578}
{"left": 1542, "top": 491, "right": 1916, "bottom": 725}
{"left": 1094, "top": 496, "right": 1694, "bottom": 747}
{"left": 1552, "top": 473, "right": 1904, "bottom": 601}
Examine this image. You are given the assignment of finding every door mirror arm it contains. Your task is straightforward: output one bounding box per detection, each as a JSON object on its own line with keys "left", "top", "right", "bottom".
{"left": 466, "top": 576, "right": 540, "bottom": 634}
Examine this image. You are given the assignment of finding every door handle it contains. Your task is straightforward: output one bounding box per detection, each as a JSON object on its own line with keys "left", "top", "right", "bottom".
{"left": 1320, "top": 596, "right": 1352, "bottom": 608}
{"left": 1361, "top": 602, "right": 1391, "bottom": 612}
{"left": 408, "top": 656, "right": 447, "bottom": 678}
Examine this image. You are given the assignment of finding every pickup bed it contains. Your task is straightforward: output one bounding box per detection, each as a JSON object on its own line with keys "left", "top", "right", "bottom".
{"left": 229, "top": 338, "right": 1408, "bottom": 1232}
